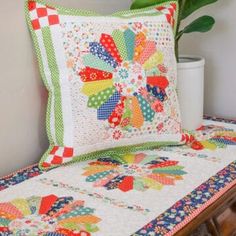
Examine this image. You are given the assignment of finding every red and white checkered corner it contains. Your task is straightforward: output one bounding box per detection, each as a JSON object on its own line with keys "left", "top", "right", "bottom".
{"left": 28, "top": 1, "right": 60, "bottom": 30}
{"left": 156, "top": 3, "right": 177, "bottom": 28}
{"left": 42, "top": 146, "right": 74, "bottom": 168}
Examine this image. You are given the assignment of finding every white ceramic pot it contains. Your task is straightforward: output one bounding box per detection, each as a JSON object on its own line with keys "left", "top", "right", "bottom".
{"left": 177, "top": 56, "right": 205, "bottom": 131}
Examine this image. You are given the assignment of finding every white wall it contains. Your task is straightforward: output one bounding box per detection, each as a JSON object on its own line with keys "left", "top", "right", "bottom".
{"left": 179, "top": 0, "right": 236, "bottom": 119}
{"left": 0, "top": 0, "right": 131, "bottom": 177}
{"left": 0, "top": 0, "right": 235, "bottom": 177}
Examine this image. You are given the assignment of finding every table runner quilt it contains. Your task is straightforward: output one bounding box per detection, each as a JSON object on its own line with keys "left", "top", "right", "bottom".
{"left": 0, "top": 118, "right": 236, "bottom": 236}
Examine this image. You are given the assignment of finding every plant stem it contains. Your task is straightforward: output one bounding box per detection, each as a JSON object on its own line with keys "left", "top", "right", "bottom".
{"left": 175, "top": 39, "right": 179, "bottom": 62}
{"left": 175, "top": 0, "right": 187, "bottom": 62}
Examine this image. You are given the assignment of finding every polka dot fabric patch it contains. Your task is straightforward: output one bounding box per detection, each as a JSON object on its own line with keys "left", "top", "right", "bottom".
{"left": 25, "top": 0, "right": 183, "bottom": 170}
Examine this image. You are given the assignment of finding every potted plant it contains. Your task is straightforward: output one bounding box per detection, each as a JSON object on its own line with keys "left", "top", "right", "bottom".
{"left": 130, "top": 0, "right": 217, "bottom": 130}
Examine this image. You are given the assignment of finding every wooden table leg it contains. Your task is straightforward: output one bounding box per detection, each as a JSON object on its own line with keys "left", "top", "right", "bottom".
{"left": 206, "top": 218, "right": 220, "bottom": 236}
{"left": 230, "top": 200, "right": 236, "bottom": 212}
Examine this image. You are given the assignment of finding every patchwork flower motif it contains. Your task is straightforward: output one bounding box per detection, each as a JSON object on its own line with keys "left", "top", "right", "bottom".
{"left": 79, "top": 29, "right": 169, "bottom": 130}
{"left": 189, "top": 125, "right": 236, "bottom": 151}
{"left": 82, "top": 153, "right": 187, "bottom": 192}
{"left": 0, "top": 195, "right": 101, "bottom": 235}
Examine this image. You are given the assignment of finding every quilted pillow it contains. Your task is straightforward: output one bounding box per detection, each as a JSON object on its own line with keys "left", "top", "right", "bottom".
{"left": 25, "top": 0, "right": 182, "bottom": 170}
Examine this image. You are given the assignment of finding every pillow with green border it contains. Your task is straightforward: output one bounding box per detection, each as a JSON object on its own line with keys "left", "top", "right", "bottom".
{"left": 25, "top": 0, "right": 183, "bottom": 170}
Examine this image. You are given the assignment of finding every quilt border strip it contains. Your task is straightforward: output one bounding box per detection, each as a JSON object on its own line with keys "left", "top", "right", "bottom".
{"left": 0, "top": 164, "right": 43, "bottom": 191}
{"left": 0, "top": 116, "right": 236, "bottom": 236}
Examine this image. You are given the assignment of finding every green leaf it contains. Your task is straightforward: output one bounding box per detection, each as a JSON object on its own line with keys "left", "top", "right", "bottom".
{"left": 181, "top": 0, "right": 218, "bottom": 19}
{"left": 130, "top": 0, "right": 158, "bottom": 9}
{"left": 181, "top": 15, "right": 215, "bottom": 34}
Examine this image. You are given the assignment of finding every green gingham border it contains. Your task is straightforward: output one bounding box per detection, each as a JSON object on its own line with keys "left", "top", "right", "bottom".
{"left": 42, "top": 27, "right": 64, "bottom": 145}
{"left": 25, "top": 0, "right": 180, "bottom": 170}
